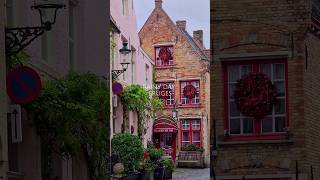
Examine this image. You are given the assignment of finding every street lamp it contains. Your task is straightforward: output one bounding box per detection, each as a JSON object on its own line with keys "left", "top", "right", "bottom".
{"left": 32, "top": 0, "right": 66, "bottom": 30}
{"left": 5, "top": 0, "right": 65, "bottom": 56}
{"left": 112, "top": 42, "right": 131, "bottom": 79}
{"left": 172, "top": 100, "right": 179, "bottom": 120}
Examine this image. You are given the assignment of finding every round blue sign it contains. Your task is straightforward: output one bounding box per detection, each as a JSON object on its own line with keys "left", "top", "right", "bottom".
{"left": 112, "top": 82, "right": 124, "bottom": 95}
{"left": 6, "top": 66, "right": 42, "bottom": 104}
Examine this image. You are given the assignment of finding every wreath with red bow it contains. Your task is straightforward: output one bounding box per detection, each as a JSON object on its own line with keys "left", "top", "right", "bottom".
{"left": 234, "top": 73, "right": 278, "bottom": 120}
{"left": 158, "top": 47, "right": 172, "bottom": 64}
{"left": 183, "top": 84, "right": 197, "bottom": 99}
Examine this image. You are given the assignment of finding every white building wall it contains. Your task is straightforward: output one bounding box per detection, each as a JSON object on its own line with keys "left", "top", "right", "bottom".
{"left": 111, "top": 0, "right": 154, "bottom": 147}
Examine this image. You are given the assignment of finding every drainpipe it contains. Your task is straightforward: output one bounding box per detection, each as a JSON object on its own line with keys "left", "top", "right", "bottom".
{"left": 210, "top": 117, "right": 217, "bottom": 180}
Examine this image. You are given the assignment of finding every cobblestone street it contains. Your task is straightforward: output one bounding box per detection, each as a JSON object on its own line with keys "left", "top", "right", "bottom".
{"left": 172, "top": 168, "right": 210, "bottom": 180}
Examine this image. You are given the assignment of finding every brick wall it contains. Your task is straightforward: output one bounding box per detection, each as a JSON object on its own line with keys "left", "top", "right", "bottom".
{"left": 304, "top": 33, "right": 320, "bottom": 179}
{"left": 211, "top": 0, "right": 313, "bottom": 179}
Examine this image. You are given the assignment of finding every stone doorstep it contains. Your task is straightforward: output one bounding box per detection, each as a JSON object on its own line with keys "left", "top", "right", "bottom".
{"left": 216, "top": 173, "right": 307, "bottom": 180}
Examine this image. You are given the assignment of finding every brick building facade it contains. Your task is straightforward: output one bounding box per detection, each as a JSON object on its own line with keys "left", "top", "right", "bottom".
{"left": 139, "top": 0, "right": 210, "bottom": 167}
{"left": 211, "top": 0, "right": 320, "bottom": 179}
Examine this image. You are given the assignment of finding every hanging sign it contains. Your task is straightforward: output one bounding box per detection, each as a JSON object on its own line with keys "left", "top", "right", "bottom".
{"left": 112, "top": 82, "right": 124, "bottom": 95}
{"left": 6, "top": 66, "right": 42, "bottom": 104}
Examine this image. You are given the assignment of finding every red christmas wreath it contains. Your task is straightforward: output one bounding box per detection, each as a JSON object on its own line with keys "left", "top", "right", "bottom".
{"left": 233, "top": 73, "right": 278, "bottom": 120}
{"left": 158, "top": 47, "right": 172, "bottom": 64}
{"left": 183, "top": 84, "right": 197, "bottom": 99}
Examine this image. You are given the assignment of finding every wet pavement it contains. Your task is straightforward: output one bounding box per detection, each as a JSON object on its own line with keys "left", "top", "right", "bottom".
{"left": 172, "top": 168, "right": 210, "bottom": 180}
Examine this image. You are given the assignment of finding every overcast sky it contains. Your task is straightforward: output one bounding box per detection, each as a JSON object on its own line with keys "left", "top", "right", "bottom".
{"left": 134, "top": 0, "right": 210, "bottom": 49}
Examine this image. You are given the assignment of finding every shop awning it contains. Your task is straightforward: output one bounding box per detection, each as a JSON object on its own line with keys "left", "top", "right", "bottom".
{"left": 153, "top": 122, "right": 178, "bottom": 133}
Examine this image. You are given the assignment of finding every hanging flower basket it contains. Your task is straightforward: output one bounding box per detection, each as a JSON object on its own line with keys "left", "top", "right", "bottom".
{"left": 158, "top": 47, "right": 172, "bottom": 64}
{"left": 183, "top": 84, "right": 197, "bottom": 99}
{"left": 234, "top": 73, "right": 278, "bottom": 120}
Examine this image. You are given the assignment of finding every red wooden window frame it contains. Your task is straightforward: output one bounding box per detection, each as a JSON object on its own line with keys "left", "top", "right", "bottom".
{"left": 180, "top": 119, "right": 202, "bottom": 147}
{"left": 222, "top": 59, "right": 289, "bottom": 141}
{"left": 154, "top": 46, "right": 174, "bottom": 68}
{"left": 155, "top": 82, "right": 175, "bottom": 107}
{"left": 180, "top": 80, "right": 200, "bottom": 106}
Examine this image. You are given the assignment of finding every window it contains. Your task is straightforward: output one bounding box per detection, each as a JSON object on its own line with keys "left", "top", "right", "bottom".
{"left": 156, "top": 82, "right": 175, "bottom": 106}
{"left": 225, "top": 61, "right": 287, "bottom": 139}
{"left": 155, "top": 46, "right": 174, "bottom": 67}
{"left": 181, "top": 119, "right": 201, "bottom": 147}
{"left": 180, "top": 80, "right": 200, "bottom": 105}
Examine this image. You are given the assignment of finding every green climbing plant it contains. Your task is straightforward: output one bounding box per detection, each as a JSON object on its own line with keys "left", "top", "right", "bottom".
{"left": 118, "top": 84, "right": 163, "bottom": 138}
{"left": 6, "top": 51, "right": 30, "bottom": 70}
{"left": 25, "top": 73, "right": 110, "bottom": 180}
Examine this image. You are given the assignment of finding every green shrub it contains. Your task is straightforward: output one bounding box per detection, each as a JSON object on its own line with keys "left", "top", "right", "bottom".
{"left": 162, "top": 158, "right": 175, "bottom": 171}
{"left": 181, "top": 144, "right": 204, "bottom": 152}
{"left": 147, "top": 145, "right": 164, "bottom": 162}
{"left": 112, "top": 133, "right": 144, "bottom": 173}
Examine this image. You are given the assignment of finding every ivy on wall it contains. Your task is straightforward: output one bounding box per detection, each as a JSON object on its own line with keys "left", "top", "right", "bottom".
{"left": 6, "top": 51, "right": 30, "bottom": 70}
{"left": 118, "top": 84, "right": 163, "bottom": 138}
{"left": 25, "top": 73, "right": 110, "bottom": 180}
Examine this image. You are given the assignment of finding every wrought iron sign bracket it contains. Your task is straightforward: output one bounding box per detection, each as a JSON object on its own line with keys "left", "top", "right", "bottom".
{"left": 112, "top": 69, "right": 126, "bottom": 79}
{"left": 5, "top": 25, "right": 51, "bottom": 56}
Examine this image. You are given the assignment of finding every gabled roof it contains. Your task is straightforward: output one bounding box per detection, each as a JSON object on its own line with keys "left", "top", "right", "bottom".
{"left": 179, "top": 29, "right": 208, "bottom": 60}
{"left": 139, "top": 6, "right": 209, "bottom": 61}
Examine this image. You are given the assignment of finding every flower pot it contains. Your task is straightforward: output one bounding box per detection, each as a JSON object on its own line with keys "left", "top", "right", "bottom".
{"left": 110, "top": 172, "right": 140, "bottom": 180}
{"left": 164, "top": 169, "right": 172, "bottom": 179}
{"left": 154, "top": 167, "right": 165, "bottom": 180}
{"left": 138, "top": 169, "right": 154, "bottom": 180}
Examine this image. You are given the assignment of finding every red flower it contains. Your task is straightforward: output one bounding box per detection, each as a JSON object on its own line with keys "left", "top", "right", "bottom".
{"left": 144, "top": 151, "right": 149, "bottom": 159}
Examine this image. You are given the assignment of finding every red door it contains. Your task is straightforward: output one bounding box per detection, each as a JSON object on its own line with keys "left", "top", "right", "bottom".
{"left": 156, "top": 133, "right": 177, "bottom": 160}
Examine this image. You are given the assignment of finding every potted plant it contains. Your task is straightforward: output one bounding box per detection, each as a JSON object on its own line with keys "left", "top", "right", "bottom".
{"left": 111, "top": 133, "right": 144, "bottom": 180}
{"left": 146, "top": 145, "right": 165, "bottom": 180}
{"left": 138, "top": 159, "right": 155, "bottom": 180}
{"left": 162, "top": 158, "right": 175, "bottom": 179}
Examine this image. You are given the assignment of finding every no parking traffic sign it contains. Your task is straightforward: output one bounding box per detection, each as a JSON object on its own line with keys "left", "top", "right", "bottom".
{"left": 6, "top": 66, "right": 42, "bottom": 104}
{"left": 112, "top": 82, "right": 124, "bottom": 95}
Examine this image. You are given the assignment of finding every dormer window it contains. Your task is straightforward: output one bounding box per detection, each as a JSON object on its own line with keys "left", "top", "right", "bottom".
{"left": 155, "top": 46, "right": 174, "bottom": 67}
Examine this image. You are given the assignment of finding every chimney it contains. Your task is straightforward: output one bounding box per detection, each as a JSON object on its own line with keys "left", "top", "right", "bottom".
{"left": 155, "top": 0, "right": 162, "bottom": 9}
{"left": 193, "top": 30, "right": 203, "bottom": 47}
{"left": 176, "top": 20, "right": 186, "bottom": 31}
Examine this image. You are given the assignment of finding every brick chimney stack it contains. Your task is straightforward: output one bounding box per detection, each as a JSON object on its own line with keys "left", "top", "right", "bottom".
{"left": 193, "top": 30, "right": 203, "bottom": 47}
{"left": 176, "top": 20, "right": 186, "bottom": 31}
{"left": 155, "top": 0, "right": 162, "bottom": 9}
